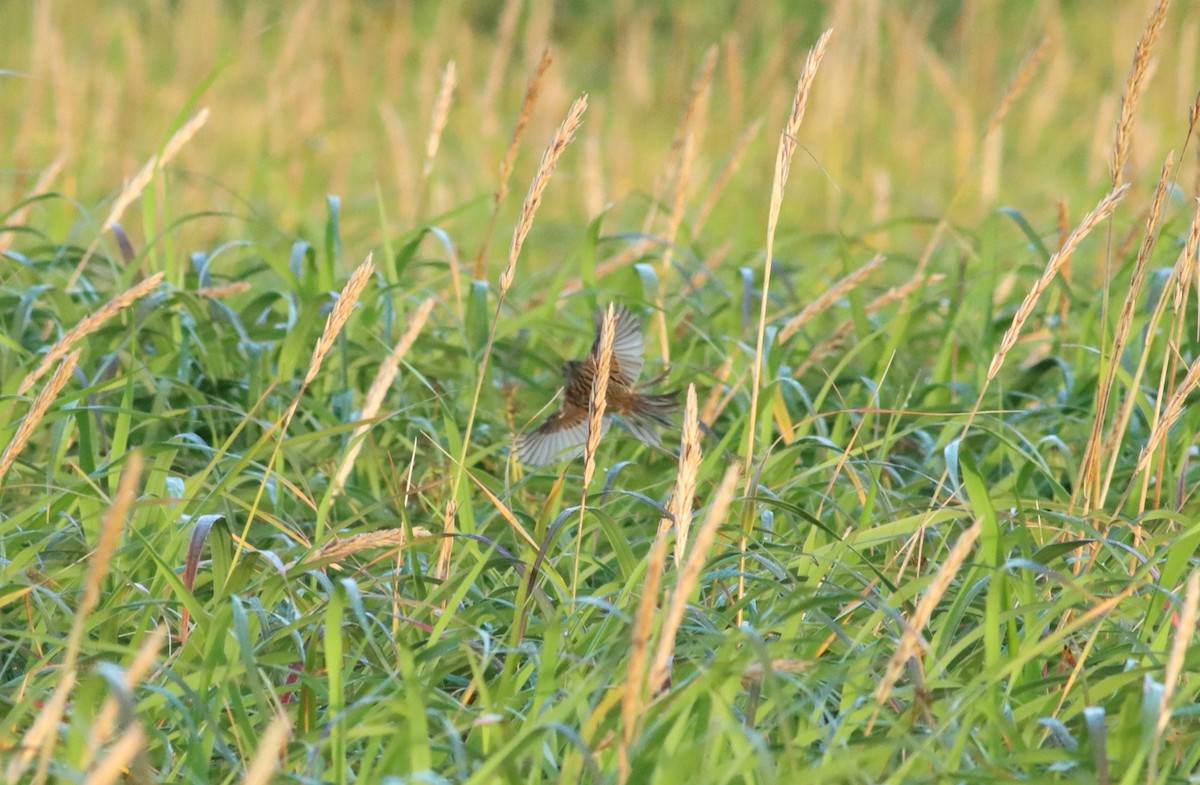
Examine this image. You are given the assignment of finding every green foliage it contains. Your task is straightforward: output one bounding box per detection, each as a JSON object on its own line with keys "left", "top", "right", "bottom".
{"left": 3, "top": 2, "right": 1200, "bottom": 784}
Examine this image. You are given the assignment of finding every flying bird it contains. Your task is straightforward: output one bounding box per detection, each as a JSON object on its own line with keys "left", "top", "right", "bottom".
{"left": 516, "top": 306, "right": 679, "bottom": 466}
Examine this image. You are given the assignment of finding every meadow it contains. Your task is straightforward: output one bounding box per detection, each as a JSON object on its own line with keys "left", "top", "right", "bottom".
{"left": 3, "top": 1, "right": 1200, "bottom": 782}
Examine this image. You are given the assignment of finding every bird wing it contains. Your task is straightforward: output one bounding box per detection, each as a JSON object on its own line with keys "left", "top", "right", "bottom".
{"left": 516, "top": 403, "right": 608, "bottom": 467}
{"left": 591, "top": 305, "right": 644, "bottom": 384}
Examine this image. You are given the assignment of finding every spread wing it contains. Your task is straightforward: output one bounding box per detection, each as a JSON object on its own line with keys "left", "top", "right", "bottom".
{"left": 516, "top": 403, "right": 609, "bottom": 467}
{"left": 591, "top": 306, "right": 644, "bottom": 384}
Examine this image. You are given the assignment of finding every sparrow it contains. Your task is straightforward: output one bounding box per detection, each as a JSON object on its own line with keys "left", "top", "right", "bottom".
{"left": 516, "top": 306, "right": 680, "bottom": 467}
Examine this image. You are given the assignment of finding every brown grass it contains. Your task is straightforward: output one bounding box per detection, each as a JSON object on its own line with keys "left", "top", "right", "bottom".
{"left": 307, "top": 526, "right": 434, "bottom": 565}
{"left": 242, "top": 714, "right": 293, "bottom": 785}
{"left": 474, "top": 48, "right": 554, "bottom": 279}
{"left": 778, "top": 253, "right": 884, "bottom": 344}
{"left": 7, "top": 452, "right": 142, "bottom": 785}
{"left": 1155, "top": 572, "right": 1199, "bottom": 751}
{"left": 0, "top": 350, "right": 81, "bottom": 487}
{"left": 18, "top": 271, "right": 164, "bottom": 395}
{"left": 619, "top": 525, "right": 670, "bottom": 783}
{"left": 0, "top": 153, "right": 66, "bottom": 254}
{"left": 499, "top": 94, "right": 589, "bottom": 296}
{"left": 331, "top": 297, "right": 436, "bottom": 497}
{"left": 67, "top": 107, "right": 210, "bottom": 287}
{"left": 1078, "top": 152, "right": 1173, "bottom": 508}
{"left": 1111, "top": 0, "right": 1171, "bottom": 186}
{"left": 738, "top": 27, "right": 832, "bottom": 619}
{"left": 873, "top": 520, "right": 981, "bottom": 708}
{"left": 666, "top": 385, "right": 701, "bottom": 566}
{"left": 986, "top": 184, "right": 1128, "bottom": 384}
{"left": 649, "top": 461, "right": 740, "bottom": 694}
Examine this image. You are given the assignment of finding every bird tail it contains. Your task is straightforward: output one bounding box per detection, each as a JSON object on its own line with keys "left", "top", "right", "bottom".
{"left": 623, "top": 390, "right": 681, "bottom": 446}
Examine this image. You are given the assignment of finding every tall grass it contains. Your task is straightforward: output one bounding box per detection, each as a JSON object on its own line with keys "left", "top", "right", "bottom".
{"left": 4, "top": 2, "right": 1200, "bottom": 783}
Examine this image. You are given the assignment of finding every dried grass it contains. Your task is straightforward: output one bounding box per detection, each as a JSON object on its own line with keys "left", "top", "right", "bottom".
{"left": 744, "top": 26, "right": 832, "bottom": 473}
{"left": 474, "top": 48, "right": 554, "bottom": 279}
{"left": 649, "top": 462, "right": 739, "bottom": 694}
{"left": 0, "top": 153, "right": 66, "bottom": 254}
{"left": 6, "top": 453, "right": 142, "bottom": 784}
{"left": 691, "top": 117, "right": 764, "bottom": 237}
{"left": 619, "top": 525, "right": 670, "bottom": 783}
{"left": 794, "top": 274, "right": 945, "bottom": 377}
{"left": 778, "top": 254, "right": 884, "bottom": 344}
{"left": 18, "top": 272, "right": 164, "bottom": 395}
{"left": 242, "top": 714, "right": 292, "bottom": 785}
{"left": 665, "top": 385, "right": 701, "bottom": 565}
{"left": 499, "top": 94, "right": 588, "bottom": 296}
{"left": 986, "top": 184, "right": 1128, "bottom": 384}
{"left": 874, "top": 520, "right": 981, "bottom": 707}
{"left": 1111, "top": 0, "right": 1171, "bottom": 186}
{"left": 68, "top": 108, "right": 210, "bottom": 287}
{"left": 1079, "top": 152, "right": 1172, "bottom": 507}
{"left": 308, "top": 527, "right": 434, "bottom": 565}
{"left": 0, "top": 350, "right": 81, "bottom": 487}
{"left": 331, "top": 297, "right": 435, "bottom": 497}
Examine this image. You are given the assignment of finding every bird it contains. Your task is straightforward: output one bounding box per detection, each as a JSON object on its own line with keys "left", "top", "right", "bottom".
{"left": 516, "top": 306, "right": 680, "bottom": 467}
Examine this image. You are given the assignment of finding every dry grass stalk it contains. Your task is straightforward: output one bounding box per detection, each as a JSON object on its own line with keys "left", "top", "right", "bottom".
{"left": 242, "top": 714, "right": 292, "bottom": 785}
{"left": 1157, "top": 572, "right": 1200, "bottom": 737}
{"left": 421, "top": 60, "right": 458, "bottom": 185}
{"left": 739, "top": 24, "right": 831, "bottom": 626}
{"left": 1135, "top": 346, "right": 1200, "bottom": 477}
{"left": 18, "top": 272, "right": 164, "bottom": 395}
{"left": 8, "top": 452, "right": 141, "bottom": 785}
{"left": 85, "top": 725, "right": 145, "bottom": 785}
{"left": 700, "top": 356, "right": 735, "bottom": 425}
{"left": 779, "top": 254, "right": 884, "bottom": 344}
{"left": 794, "top": 274, "right": 945, "bottom": 376}
{"left": 0, "top": 350, "right": 81, "bottom": 487}
{"left": 573, "top": 306, "right": 617, "bottom": 591}
{"left": 665, "top": 385, "right": 701, "bottom": 566}
{"left": 1111, "top": 201, "right": 1200, "bottom": 512}
{"left": 1110, "top": 0, "right": 1171, "bottom": 186}
{"left": 584, "top": 306, "right": 616, "bottom": 489}
{"left": 691, "top": 117, "right": 764, "bottom": 236}
{"left": 650, "top": 462, "right": 739, "bottom": 694}
{"left": 445, "top": 96, "right": 588, "bottom": 578}
{"left": 158, "top": 106, "right": 211, "bottom": 169}
{"left": 874, "top": 520, "right": 981, "bottom": 707}
{"left": 986, "top": 184, "right": 1129, "bottom": 384}
{"left": 197, "top": 281, "right": 252, "bottom": 299}
{"left": 619, "top": 527, "right": 671, "bottom": 783}
{"left": 500, "top": 94, "right": 588, "bottom": 295}
{"left": 984, "top": 36, "right": 1049, "bottom": 137}
{"left": 83, "top": 627, "right": 166, "bottom": 764}
{"left": 0, "top": 153, "right": 67, "bottom": 254}
{"left": 301, "top": 256, "right": 375, "bottom": 388}
{"left": 479, "top": 0, "right": 524, "bottom": 135}
{"left": 1079, "top": 152, "right": 1173, "bottom": 506}
{"left": 744, "top": 27, "right": 832, "bottom": 475}
{"left": 68, "top": 108, "right": 211, "bottom": 287}
{"left": 331, "top": 297, "right": 435, "bottom": 496}
{"left": 474, "top": 48, "right": 554, "bottom": 279}
{"left": 1056, "top": 199, "right": 1072, "bottom": 327}
{"left": 435, "top": 498, "right": 457, "bottom": 580}
{"left": 308, "top": 526, "right": 434, "bottom": 565}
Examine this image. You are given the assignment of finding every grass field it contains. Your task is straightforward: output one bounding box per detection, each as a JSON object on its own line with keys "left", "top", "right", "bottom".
{"left": 4, "top": 1, "right": 1200, "bottom": 782}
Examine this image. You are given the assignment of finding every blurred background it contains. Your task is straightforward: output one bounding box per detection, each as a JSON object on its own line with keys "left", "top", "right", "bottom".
{"left": 4, "top": 1, "right": 1196, "bottom": 282}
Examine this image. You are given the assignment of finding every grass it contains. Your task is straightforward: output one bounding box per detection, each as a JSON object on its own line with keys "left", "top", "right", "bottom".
{"left": 3, "top": 1, "right": 1200, "bottom": 783}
